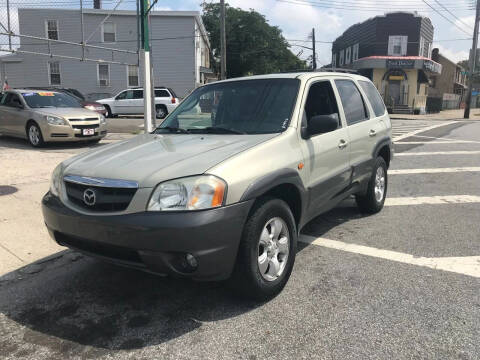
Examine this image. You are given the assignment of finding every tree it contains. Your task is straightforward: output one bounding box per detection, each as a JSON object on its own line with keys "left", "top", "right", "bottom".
{"left": 458, "top": 59, "right": 480, "bottom": 83}
{"left": 201, "top": 2, "right": 307, "bottom": 78}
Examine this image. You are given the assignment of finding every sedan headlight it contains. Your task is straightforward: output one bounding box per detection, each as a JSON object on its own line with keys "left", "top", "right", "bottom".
{"left": 50, "top": 163, "right": 63, "bottom": 197}
{"left": 99, "top": 114, "right": 106, "bottom": 124}
{"left": 147, "top": 175, "right": 226, "bottom": 211}
{"left": 46, "top": 115, "right": 67, "bottom": 126}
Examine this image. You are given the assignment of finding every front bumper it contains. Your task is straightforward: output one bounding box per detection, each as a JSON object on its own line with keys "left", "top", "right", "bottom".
{"left": 42, "top": 123, "right": 107, "bottom": 142}
{"left": 42, "top": 192, "right": 254, "bottom": 280}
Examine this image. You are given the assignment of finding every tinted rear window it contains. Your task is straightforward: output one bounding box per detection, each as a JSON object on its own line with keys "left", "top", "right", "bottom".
{"left": 155, "top": 89, "right": 170, "bottom": 98}
{"left": 359, "top": 80, "right": 386, "bottom": 117}
{"left": 334, "top": 80, "right": 368, "bottom": 125}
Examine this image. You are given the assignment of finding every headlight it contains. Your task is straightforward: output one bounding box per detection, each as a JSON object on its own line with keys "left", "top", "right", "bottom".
{"left": 84, "top": 105, "right": 96, "bottom": 111}
{"left": 46, "top": 115, "right": 67, "bottom": 126}
{"left": 50, "top": 163, "right": 63, "bottom": 197}
{"left": 99, "top": 114, "right": 106, "bottom": 124}
{"left": 147, "top": 175, "right": 226, "bottom": 211}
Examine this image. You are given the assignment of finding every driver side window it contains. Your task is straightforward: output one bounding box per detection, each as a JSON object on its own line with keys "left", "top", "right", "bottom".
{"left": 303, "top": 81, "right": 340, "bottom": 134}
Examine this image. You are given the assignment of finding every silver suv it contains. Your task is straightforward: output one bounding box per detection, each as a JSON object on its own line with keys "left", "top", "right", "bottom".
{"left": 42, "top": 72, "right": 392, "bottom": 299}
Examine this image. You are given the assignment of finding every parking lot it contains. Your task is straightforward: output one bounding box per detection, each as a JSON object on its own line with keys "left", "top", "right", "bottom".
{"left": 0, "top": 119, "right": 479, "bottom": 359}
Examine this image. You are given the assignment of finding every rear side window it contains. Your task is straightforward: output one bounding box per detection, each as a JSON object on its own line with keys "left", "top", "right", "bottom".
{"left": 133, "top": 90, "right": 143, "bottom": 99}
{"left": 335, "top": 79, "right": 368, "bottom": 125}
{"left": 155, "top": 89, "right": 170, "bottom": 98}
{"left": 359, "top": 80, "right": 386, "bottom": 117}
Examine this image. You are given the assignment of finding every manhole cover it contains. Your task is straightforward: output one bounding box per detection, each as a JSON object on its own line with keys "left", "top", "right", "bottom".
{"left": 0, "top": 185, "right": 18, "bottom": 196}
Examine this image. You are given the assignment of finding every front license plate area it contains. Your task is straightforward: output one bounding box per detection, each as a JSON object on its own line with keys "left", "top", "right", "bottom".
{"left": 82, "top": 128, "right": 95, "bottom": 136}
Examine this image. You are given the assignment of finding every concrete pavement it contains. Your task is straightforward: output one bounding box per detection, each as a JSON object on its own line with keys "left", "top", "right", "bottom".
{"left": 390, "top": 108, "right": 480, "bottom": 121}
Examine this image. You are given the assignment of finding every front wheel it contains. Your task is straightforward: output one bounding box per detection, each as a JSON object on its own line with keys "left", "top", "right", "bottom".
{"left": 230, "top": 197, "right": 297, "bottom": 300}
{"left": 27, "top": 122, "right": 44, "bottom": 147}
{"left": 355, "top": 157, "right": 387, "bottom": 213}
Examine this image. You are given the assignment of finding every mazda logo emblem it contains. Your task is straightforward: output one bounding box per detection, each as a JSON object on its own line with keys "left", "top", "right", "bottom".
{"left": 83, "top": 188, "right": 96, "bottom": 206}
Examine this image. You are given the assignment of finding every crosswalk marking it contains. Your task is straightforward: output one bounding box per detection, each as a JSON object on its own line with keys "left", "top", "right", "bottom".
{"left": 392, "top": 121, "right": 456, "bottom": 141}
{"left": 389, "top": 167, "right": 480, "bottom": 174}
{"left": 395, "top": 141, "right": 478, "bottom": 144}
{"left": 385, "top": 195, "right": 480, "bottom": 206}
{"left": 396, "top": 150, "right": 480, "bottom": 156}
{"left": 299, "top": 236, "right": 480, "bottom": 278}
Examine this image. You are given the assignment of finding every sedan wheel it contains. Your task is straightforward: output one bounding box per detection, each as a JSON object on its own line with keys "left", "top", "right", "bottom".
{"left": 27, "top": 123, "right": 44, "bottom": 147}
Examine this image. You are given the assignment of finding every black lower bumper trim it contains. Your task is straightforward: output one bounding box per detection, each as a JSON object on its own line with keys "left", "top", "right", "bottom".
{"left": 42, "top": 192, "right": 254, "bottom": 281}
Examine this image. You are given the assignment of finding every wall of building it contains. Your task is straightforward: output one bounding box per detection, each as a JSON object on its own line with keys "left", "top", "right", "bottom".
{"left": 1, "top": 9, "right": 203, "bottom": 98}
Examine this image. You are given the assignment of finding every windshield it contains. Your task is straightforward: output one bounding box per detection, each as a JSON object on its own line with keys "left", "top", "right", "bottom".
{"left": 21, "top": 91, "right": 82, "bottom": 108}
{"left": 156, "top": 79, "right": 299, "bottom": 135}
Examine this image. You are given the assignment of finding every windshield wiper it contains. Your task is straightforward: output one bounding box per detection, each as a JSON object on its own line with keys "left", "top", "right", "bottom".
{"left": 154, "top": 126, "right": 190, "bottom": 134}
{"left": 193, "top": 127, "right": 246, "bottom": 135}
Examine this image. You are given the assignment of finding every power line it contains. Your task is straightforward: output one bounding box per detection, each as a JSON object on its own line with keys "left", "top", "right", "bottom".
{"left": 275, "top": 0, "right": 474, "bottom": 12}
{"left": 432, "top": 0, "right": 474, "bottom": 30}
{"left": 421, "top": 0, "right": 473, "bottom": 35}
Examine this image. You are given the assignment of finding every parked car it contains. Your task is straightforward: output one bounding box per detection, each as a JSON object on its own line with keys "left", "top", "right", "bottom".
{"left": 0, "top": 89, "right": 107, "bottom": 147}
{"left": 98, "top": 87, "right": 179, "bottom": 119}
{"left": 24, "top": 87, "right": 107, "bottom": 116}
{"left": 42, "top": 72, "right": 392, "bottom": 299}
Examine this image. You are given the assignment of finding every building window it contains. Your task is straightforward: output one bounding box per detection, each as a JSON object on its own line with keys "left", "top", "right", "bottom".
{"left": 332, "top": 53, "right": 336, "bottom": 67}
{"left": 427, "top": 42, "right": 432, "bottom": 58}
{"left": 48, "top": 62, "right": 61, "bottom": 85}
{"left": 102, "top": 22, "right": 116, "bottom": 43}
{"left": 339, "top": 50, "right": 345, "bottom": 66}
{"left": 388, "top": 35, "right": 408, "bottom": 56}
{"left": 345, "top": 47, "right": 351, "bottom": 64}
{"left": 127, "top": 65, "right": 139, "bottom": 87}
{"left": 45, "top": 20, "right": 58, "bottom": 40}
{"left": 352, "top": 43, "right": 359, "bottom": 61}
{"left": 97, "top": 64, "right": 110, "bottom": 86}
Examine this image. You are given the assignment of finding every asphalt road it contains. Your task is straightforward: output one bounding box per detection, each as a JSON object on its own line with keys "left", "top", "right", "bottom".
{"left": 106, "top": 116, "right": 149, "bottom": 134}
{"left": 1, "top": 120, "right": 479, "bottom": 359}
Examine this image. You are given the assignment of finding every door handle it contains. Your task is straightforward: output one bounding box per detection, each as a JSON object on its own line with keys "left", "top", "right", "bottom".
{"left": 338, "top": 139, "right": 348, "bottom": 149}
{"left": 369, "top": 129, "right": 377, "bottom": 137}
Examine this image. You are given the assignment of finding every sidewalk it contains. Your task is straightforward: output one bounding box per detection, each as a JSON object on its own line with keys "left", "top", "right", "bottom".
{"left": 390, "top": 109, "right": 480, "bottom": 121}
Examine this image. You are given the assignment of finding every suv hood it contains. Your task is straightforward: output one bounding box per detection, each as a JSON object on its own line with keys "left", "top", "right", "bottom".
{"left": 35, "top": 107, "right": 100, "bottom": 118}
{"left": 63, "top": 133, "right": 278, "bottom": 188}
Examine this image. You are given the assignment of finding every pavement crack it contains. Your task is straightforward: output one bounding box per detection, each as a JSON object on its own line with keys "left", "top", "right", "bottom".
{"left": 0, "top": 243, "right": 25, "bottom": 263}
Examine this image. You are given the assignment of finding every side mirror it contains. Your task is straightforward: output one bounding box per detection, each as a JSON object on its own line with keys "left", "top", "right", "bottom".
{"left": 302, "top": 114, "right": 339, "bottom": 138}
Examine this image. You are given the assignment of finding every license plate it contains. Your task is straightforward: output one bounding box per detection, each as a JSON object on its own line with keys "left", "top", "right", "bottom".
{"left": 82, "top": 128, "right": 95, "bottom": 136}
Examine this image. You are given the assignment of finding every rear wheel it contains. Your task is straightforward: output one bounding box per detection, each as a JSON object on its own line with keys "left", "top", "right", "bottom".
{"left": 356, "top": 157, "right": 387, "bottom": 213}
{"left": 26, "top": 122, "right": 44, "bottom": 147}
{"left": 230, "top": 197, "right": 297, "bottom": 300}
{"left": 155, "top": 105, "right": 168, "bottom": 119}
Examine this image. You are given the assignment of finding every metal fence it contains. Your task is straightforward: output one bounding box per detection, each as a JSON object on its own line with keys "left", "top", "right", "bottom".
{"left": 0, "top": 0, "right": 139, "bottom": 66}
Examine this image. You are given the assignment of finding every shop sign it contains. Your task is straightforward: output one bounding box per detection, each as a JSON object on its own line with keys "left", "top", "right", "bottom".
{"left": 389, "top": 75, "right": 404, "bottom": 81}
{"left": 442, "top": 93, "right": 460, "bottom": 101}
{"left": 387, "top": 59, "right": 414, "bottom": 68}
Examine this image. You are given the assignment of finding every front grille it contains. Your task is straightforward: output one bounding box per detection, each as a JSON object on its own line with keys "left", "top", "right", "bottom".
{"left": 51, "top": 133, "right": 69, "bottom": 137}
{"left": 72, "top": 124, "right": 99, "bottom": 130}
{"left": 55, "top": 232, "right": 143, "bottom": 264}
{"left": 64, "top": 180, "right": 137, "bottom": 212}
{"left": 69, "top": 117, "right": 99, "bottom": 121}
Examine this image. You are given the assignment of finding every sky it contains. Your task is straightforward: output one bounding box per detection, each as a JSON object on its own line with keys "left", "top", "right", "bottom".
{"left": 0, "top": 0, "right": 476, "bottom": 66}
{"left": 152, "top": 0, "right": 476, "bottom": 66}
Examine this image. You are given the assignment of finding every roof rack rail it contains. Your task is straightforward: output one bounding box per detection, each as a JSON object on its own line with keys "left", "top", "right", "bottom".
{"left": 317, "top": 68, "right": 358, "bottom": 74}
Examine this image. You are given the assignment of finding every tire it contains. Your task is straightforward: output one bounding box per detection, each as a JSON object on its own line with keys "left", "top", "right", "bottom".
{"left": 155, "top": 105, "right": 168, "bottom": 119}
{"left": 230, "top": 197, "right": 297, "bottom": 300}
{"left": 26, "top": 122, "right": 45, "bottom": 148}
{"left": 104, "top": 105, "right": 114, "bottom": 118}
{"left": 355, "top": 156, "right": 388, "bottom": 214}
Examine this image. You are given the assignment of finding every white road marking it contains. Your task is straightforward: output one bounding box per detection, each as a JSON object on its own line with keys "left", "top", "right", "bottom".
{"left": 392, "top": 121, "right": 456, "bottom": 141}
{"left": 411, "top": 134, "right": 480, "bottom": 142}
{"left": 395, "top": 140, "right": 479, "bottom": 144}
{"left": 299, "top": 236, "right": 480, "bottom": 278}
{"left": 385, "top": 195, "right": 480, "bottom": 206}
{"left": 396, "top": 150, "right": 480, "bottom": 156}
{"left": 389, "top": 167, "right": 480, "bottom": 174}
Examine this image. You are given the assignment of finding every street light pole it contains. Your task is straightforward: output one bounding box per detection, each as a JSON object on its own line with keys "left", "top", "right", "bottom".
{"left": 312, "top": 28, "right": 316, "bottom": 70}
{"left": 220, "top": 0, "right": 226, "bottom": 80}
{"left": 140, "top": 0, "right": 155, "bottom": 132}
{"left": 464, "top": 0, "right": 480, "bottom": 119}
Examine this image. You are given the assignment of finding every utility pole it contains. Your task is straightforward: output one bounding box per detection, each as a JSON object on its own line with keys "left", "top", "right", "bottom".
{"left": 312, "top": 28, "right": 316, "bottom": 70}
{"left": 140, "top": 0, "right": 155, "bottom": 133}
{"left": 6, "top": 0, "right": 11, "bottom": 51}
{"left": 220, "top": 0, "right": 226, "bottom": 80}
{"left": 464, "top": 0, "right": 480, "bottom": 118}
